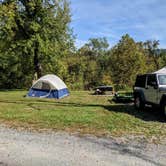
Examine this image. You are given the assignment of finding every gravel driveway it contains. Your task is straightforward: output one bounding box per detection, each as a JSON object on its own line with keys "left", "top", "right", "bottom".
{"left": 0, "top": 125, "right": 165, "bottom": 166}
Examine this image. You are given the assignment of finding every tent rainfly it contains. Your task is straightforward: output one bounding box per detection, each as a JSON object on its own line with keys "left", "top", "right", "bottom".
{"left": 27, "top": 74, "right": 69, "bottom": 99}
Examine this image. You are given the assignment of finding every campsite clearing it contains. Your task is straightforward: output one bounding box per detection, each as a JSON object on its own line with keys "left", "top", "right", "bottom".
{"left": 0, "top": 90, "right": 166, "bottom": 141}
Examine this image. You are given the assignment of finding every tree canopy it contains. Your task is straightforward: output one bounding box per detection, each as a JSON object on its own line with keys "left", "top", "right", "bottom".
{"left": 0, "top": 1, "right": 166, "bottom": 90}
{"left": 0, "top": 0, "right": 74, "bottom": 88}
{"left": 110, "top": 34, "right": 147, "bottom": 88}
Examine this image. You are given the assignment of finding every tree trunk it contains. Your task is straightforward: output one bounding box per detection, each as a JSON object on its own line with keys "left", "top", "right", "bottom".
{"left": 34, "top": 43, "right": 42, "bottom": 79}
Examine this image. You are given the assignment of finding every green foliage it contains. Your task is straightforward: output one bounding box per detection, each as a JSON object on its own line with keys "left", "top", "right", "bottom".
{"left": 159, "top": 50, "right": 166, "bottom": 67}
{"left": 73, "top": 37, "right": 112, "bottom": 89}
{"left": 0, "top": 1, "right": 165, "bottom": 90}
{"left": 143, "top": 40, "right": 161, "bottom": 70}
{"left": 110, "top": 34, "right": 147, "bottom": 87}
{"left": 80, "top": 37, "right": 109, "bottom": 57}
{"left": 88, "top": 37, "right": 109, "bottom": 52}
{"left": 0, "top": 0, "right": 74, "bottom": 88}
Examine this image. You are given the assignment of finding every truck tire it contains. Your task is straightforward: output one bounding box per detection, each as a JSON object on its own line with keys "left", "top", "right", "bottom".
{"left": 161, "top": 101, "right": 166, "bottom": 119}
{"left": 134, "top": 95, "right": 145, "bottom": 110}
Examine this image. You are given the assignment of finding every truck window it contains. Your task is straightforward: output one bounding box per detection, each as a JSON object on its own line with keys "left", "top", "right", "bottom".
{"left": 147, "top": 75, "right": 157, "bottom": 86}
{"left": 135, "top": 75, "right": 146, "bottom": 88}
{"left": 158, "top": 75, "right": 166, "bottom": 85}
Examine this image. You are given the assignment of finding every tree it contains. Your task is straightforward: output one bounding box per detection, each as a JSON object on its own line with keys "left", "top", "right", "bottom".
{"left": 76, "top": 37, "right": 111, "bottom": 89}
{"left": 79, "top": 37, "right": 109, "bottom": 58}
{"left": 0, "top": 0, "right": 74, "bottom": 88}
{"left": 110, "top": 34, "right": 147, "bottom": 88}
{"left": 160, "top": 50, "right": 166, "bottom": 67}
{"left": 88, "top": 37, "right": 109, "bottom": 52}
{"left": 143, "top": 40, "right": 161, "bottom": 70}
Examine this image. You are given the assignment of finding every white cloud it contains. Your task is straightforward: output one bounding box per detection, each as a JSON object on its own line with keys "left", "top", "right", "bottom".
{"left": 70, "top": 0, "right": 166, "bottom": 48}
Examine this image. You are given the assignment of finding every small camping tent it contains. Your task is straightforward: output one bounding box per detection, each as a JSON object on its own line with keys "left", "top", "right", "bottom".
{"left": 27, "top": 74, "right": 69, "bottom": 99}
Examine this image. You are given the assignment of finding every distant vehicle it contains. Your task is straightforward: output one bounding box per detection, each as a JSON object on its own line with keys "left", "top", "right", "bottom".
{"left": 94, "top": 86, "right": 114, "bottom": 95}
{"left": 133, "top": 67, "right": 166, "bottom": 118}
{"left": 113, "top": 91, "right": 133, "bottom": 103}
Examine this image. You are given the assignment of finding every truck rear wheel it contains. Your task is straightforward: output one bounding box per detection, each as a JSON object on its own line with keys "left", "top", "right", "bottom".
{"left": 134, "top": 96, "right": 145, "bottom": 110}
{"left": 161, "top": 101, "right": 166, "bottom": 119}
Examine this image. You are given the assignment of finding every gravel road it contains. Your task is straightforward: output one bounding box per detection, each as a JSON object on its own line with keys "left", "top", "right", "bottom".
{"left": 0, "top": 125, "right": 165, "bottom": 166}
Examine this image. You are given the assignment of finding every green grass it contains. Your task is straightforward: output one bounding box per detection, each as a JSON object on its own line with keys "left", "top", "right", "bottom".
{"left": 0, "top": 90, "right": 166, "bottom": 139}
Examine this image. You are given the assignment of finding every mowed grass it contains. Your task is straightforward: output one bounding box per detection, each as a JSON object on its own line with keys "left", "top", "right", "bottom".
{"left": 0, "top": 90, "right": 166, "bottom": 139}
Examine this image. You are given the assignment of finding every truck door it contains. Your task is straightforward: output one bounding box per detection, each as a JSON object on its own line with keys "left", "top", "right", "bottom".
{"left": 145, "top": 74, "right": 158, "bottom": 104}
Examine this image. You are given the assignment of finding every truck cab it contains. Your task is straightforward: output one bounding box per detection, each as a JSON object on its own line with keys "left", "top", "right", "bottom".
{"left": 134, "top": 72, "right": 166, "bottom": 118}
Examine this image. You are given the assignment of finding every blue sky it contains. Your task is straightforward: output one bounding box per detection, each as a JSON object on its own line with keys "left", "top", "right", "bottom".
{"left": 70, "top": 0, "right": 166, "bottom": 48}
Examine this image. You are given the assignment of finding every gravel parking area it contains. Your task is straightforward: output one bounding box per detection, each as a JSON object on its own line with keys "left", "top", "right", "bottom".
{"left": 0, "top": 125, "right": 165, "bottom": 166}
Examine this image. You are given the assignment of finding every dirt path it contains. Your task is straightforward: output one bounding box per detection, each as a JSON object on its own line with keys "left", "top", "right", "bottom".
{"left": 0, "top": 125, "right": 165, "bottom": 166}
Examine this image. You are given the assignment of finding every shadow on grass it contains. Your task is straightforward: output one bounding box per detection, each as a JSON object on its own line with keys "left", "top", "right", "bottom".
{"left": 0, "top": 99, "right": 104, "bottom": 107}
{"left": 52, "top": 101, "right": 165, "bottom": 123}
{"left": 104, "top": 103, "right": 165, "bottom": 123}
{"left": 0, "top": 99, "right": 165, "bottom": 122}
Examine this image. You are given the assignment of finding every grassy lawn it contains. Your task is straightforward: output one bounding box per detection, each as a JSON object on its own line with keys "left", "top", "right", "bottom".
{"left": 0, "top": 90, "right": 166, "bottom": 139}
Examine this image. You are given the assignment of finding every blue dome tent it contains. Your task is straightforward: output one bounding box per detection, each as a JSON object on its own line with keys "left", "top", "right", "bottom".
{"left": 27, "top": 75, "right": 69, "bottom": 99}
